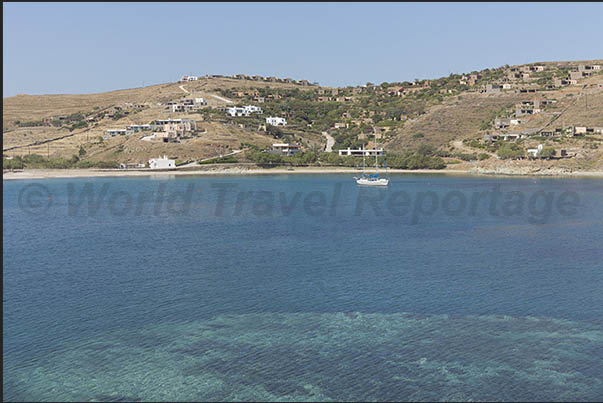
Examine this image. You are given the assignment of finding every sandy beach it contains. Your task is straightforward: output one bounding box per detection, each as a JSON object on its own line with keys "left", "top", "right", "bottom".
{"left": 4, "top": 165, "right": 603, "bottom": 180}
{"left": 2, "top": 166, "right": 471, "bottom": 180}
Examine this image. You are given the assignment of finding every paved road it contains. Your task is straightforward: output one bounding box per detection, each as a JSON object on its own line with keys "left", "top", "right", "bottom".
{"left": 322, "top": 131, "right": 335, "bottom": 152}
{"left": 179, "top": 85, "right": 189, "bottom": 94}
{"left": 177, "top": 149, "right": 246, "bottom": 168}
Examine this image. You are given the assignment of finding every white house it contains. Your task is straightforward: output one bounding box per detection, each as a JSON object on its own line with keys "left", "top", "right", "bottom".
{"left": 227, "top": 107, "right": 248, "bottom": 117}
{"left": 126, "top": 124, "right": 151, "bottom": 132}
{"left": 574, "top": 126, "right": 587, "bottom": 135}
{"left": 148, "top": 155, "right": 176, "bottom": 169}
{"left": 226, "top": 105, "right": 263, "bottom": 117}
{"left": 150, "top": 119, "right": 197, "bottom": 131}
{"left": 266, "top": 117, "right": 287, "bottom": 126}
{"left": 527, "top": 144, "right": 544, "bottom": 158}
{"left": 271, "top": 143, "right": 301, "bottom": 156}
{"left": 105, "top": 129, "right": 127, "bottom": 136}
{"left": 180, "top": 75, "right": 198, "bottom": 82}
{"left": 244, "top": 105, "right": 263, "bottom": 114}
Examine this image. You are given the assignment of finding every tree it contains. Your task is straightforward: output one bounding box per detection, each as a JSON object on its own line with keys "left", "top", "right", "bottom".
{"left": 539, "top": 147, "right": 556, "bottom": 159}
{"left": 266, "top": 124, "right": 283, "bottom": 139}
{"left": 417, "top": 144, "right": 436, "bottom": 157}
{"left": 497, "top": 143, "right": 524, "bottom": 160}
{"left": 78, "top": 145, "right": 87, "bottom": 157}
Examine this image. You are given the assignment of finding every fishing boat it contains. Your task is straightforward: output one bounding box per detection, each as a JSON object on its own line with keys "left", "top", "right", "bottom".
{"left": 354, "top": 143, "right": 389, "bottom": 186}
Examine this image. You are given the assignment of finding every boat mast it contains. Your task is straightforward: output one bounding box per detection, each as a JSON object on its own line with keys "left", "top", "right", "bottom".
{"left": 375, "top": 135, "right": 379, "bottom": 173}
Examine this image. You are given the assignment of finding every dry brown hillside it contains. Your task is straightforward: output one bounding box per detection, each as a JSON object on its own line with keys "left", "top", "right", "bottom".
{"left": 385, "top": 92, "right": 524, "bottom": 150}
{"left": 2, "top": 77, "right": 314, "bottom": 162}
{"left": 3, "top": 61, "right": 603, "bottom": 171}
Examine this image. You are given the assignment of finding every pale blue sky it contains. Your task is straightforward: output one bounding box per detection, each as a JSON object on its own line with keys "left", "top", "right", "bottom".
{"left": 3, "top": 2, "right": 603, "bottom": 97}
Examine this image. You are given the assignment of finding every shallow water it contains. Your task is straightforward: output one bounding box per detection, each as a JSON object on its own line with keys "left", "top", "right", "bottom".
{"left": 3, "top": 174, "right": 603, "bottom": 401}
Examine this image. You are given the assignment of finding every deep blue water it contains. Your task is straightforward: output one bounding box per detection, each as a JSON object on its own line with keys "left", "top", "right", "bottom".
{"left": 3, "top": 174, "right": 603, "bottom": 401}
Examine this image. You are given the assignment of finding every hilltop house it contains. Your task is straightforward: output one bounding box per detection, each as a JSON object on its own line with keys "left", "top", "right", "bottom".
{"left": 266, "top": 117, "right": 287, "bottom": 126}
{"left": 554, "top": 78, "right": 572, "bottom": 87}
{"left": 467, "top": 74, "right": 481, "bottom": 86}
{"left": 480, "top": 84, "right": 502, "bottom": 93}
{"left": 179, "top": 75, "right": 199, "bottom": 82}
{"left": 150, "top": 119, "right": 196, "bottom": 131}
{"left": 166, "top": 98, "right": 206, "bottom": 113}
{"left": 570, "top": 70, "right": 590, "bottom": 80}
{"left": 105, "top": 129, "right": 127, "bottom": 136}
{"left": 126, "top": 124, "right": 151, "bottom": 133}
{"left": 226, "top": 105, "right": 263, "bottom": 117}
{"left": 494, "top": 118, "right": 511, "bottom": 129}
{"left": 578, "top": 64, "right": 601, "bottom": 72}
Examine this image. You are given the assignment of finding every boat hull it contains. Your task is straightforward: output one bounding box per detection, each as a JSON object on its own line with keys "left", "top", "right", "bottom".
{"left": 355, "top": 177, "right": 389, "bottom": 186}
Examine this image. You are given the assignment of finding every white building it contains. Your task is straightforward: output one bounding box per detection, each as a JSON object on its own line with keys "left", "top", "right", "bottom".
{"left": 170, "top": 104, "right": 186, "bottom": 113}
{"left": 574, "top": 126, "right": 587, "bottom": 135}
{"left": 338, "top": 148, "right": 383, "bottom": 156}
{"left": 105, "top": 129, "right": 127, "bottom": 136}
{"left": 226, "top": 107, "right": 248, "bottom": 117}
{"left": 527, "top": 144, "right": 544, "bottom": 158}
{"left": 266, "top": 117, "right": 287, "bottom": 126}
{"left": 180, "top": 75, "right": 199, "bottom": 82}
{"left": 271, "top": 143, "right": 301, "bottom": 156}
{"left": 148, "top": 155, "right": 176, "bottom": 169}
{"left": 126, "top": 124, "right": 151, "bottom": 132}
{"left": 244, "top": 105, "right": 263, "bottom": 114}
{"left": 150, "top": 119, "right": 197, "bottom": 131}
{"left": 226, "top": 105, "right": 263, "bottom": 117}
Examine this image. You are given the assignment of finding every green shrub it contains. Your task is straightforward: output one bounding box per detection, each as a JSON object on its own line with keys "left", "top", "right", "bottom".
{"left": 3, "top": 157, "right": 24, "bottom": 170}
{"left": 539, "top": 147, "right": 556, "bottom": 159}
{"left": 199, "top": 155, "right": 238, "bottom": 164}
{"left": 69, "top": 121, "right": 88, "bottom": 131}
{"left": 452, "top": 153, "right": 478, "bottom": 161}
{"left": 93, "top": 160, "right": 120, "bottom": 169}
{"left": 497, "top": 143, "right": 524, "bottom": 160}
{"left": 18, "top": 120, "right": 46, "bottom": 127}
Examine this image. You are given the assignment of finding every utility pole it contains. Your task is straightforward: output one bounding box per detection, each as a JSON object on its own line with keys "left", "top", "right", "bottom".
{"left": 47, "top": 143, "right": 50, "bottom": 159}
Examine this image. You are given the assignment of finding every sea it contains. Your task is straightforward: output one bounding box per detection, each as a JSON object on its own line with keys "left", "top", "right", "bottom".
{"left": 3, "top": 174, "right": 603, "bottom": 401}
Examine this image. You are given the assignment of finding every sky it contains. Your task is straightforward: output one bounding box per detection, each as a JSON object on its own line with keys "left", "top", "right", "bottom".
{"left": 3, "top": 2, "right": 603, "bottom": 97}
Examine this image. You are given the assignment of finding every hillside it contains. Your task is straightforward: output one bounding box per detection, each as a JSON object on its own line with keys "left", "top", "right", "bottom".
{"left": 3, "top": 61, "right": 603, "bottom": 172}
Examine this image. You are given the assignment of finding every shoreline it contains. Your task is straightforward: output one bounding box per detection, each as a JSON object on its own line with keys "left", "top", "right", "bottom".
{"left": 4, "top": 166, "right": 603, "bottom": 180}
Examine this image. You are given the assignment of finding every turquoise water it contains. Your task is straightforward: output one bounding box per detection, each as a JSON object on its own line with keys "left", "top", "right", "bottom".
{"left": 3, "top": 174, "right": 603, "bottom": 401}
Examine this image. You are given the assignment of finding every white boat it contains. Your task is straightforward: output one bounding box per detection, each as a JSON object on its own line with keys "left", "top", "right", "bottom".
{"left": 355, "top": 175, "right": 389, "bottom": 186}
{"left": 354, "top": 141, "right": 389, "bottom": 186}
